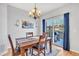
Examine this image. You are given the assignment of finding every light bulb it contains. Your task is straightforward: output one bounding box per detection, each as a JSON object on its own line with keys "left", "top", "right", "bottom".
{"left": 37, "top": 10, "right": 40, "bottom": 14}
{"left": 29, "top": 12, "right": 32, "bottom": 15}
{"left": 32, "top": 9, "right": 35, "bottom": 12}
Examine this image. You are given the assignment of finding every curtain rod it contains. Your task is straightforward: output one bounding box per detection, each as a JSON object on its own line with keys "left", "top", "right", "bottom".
{"left": 45, "top": 14, "right": 64, "bottom": 19}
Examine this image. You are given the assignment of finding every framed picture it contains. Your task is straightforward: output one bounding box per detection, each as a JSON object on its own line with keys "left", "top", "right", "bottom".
{"left": 22, "top": 20, "right": 34, "bottom": 29}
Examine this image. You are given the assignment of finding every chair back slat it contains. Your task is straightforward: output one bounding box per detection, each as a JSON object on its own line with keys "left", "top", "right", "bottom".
{"left": 43, "top": 32, "right": 48, "bottom": 39}
{"left": 26, "top": 32, "right": 33, "bottom": 38}
{"left": 38, "top": 35, "right": 45, "bottom": 45}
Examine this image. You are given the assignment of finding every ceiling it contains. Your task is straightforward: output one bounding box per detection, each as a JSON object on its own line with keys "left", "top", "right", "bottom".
{"left": 8, "top": 3, "right": 66, "bottom": 16}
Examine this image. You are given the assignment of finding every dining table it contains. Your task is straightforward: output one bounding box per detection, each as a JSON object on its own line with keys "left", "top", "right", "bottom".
{"left": 16, "top": 36, "right": 52, "bottom": 56}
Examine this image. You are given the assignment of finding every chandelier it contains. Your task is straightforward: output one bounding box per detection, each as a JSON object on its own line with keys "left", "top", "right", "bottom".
{"left": 29, "top": 4, "right": 41, "bottom": 19}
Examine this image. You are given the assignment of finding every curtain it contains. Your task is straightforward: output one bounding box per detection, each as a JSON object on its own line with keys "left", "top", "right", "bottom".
{"left": 42, "top": 19, "right": 46, "bottom": 32}
{"left": 63, "top": 13, "right": 70, "bottom": 51}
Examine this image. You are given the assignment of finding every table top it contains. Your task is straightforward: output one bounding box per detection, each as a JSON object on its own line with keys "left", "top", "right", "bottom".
{"left": 16, "top": 36, "right": 51, "bottom": 48}
{"left": 16, "top": 36, "right": 38, "bottom": 43}
{"left": 20, "top": 39, "right": 39, "bottom": 48}
{"left": 16, "top": 37, "right": 39, "bottom": 47}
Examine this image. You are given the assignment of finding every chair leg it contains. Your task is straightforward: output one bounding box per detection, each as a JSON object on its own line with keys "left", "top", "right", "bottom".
{"left": 29, "top": 48, "right": 31, "bottom": 54}
{"left": 44, "top": 49, "right": 45, "bottom": 56}
{"left": 38, "top": 50, "right": 40, "bottom": 56}
{"left": 31, "top": 48, "right": 33, "bottom": 56}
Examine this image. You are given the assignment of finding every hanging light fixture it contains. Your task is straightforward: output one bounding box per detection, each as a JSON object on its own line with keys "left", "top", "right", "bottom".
{"left": 29, "top": 3, "right": 41, "bottom": 19}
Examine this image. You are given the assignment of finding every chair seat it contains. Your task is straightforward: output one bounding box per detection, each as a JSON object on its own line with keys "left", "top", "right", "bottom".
{"left": 33, "top": 45, "right": 45, "bottom": 50}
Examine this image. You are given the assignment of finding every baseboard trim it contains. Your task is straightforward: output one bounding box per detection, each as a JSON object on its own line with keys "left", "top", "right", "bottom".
{"left": 0, "top": 49, "right": 8, "bottom": 56}
{"left": 70, "top": 49, "right": 79, "bottom": 54}
{"left": 0, "top": 48, "right": 12, "bottom": 56}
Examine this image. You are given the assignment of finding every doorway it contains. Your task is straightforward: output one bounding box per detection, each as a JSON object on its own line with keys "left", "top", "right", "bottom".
{"left": 46, "top": 15, "right": 64, "bottom": 47}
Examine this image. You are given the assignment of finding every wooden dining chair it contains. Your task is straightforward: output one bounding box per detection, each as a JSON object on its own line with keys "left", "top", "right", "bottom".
{"left": 43, "top": 32, "right": 52, "bottom": 53}
{"left": 26, "top": 32, "right": 33, "bottom": 55}
{"left": 31, "top": 35, "right": 46, "bottom": 56}
{"left": 8, "top": 34, "right": 20, "bottom": 56}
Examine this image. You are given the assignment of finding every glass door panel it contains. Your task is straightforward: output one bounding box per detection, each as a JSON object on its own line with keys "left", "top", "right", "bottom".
{"left": 46, "top": 15, "right": 64, "bottom": 47}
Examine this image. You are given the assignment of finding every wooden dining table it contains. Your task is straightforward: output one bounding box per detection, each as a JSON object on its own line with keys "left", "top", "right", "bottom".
{"left": 16, "top": 36, "right": 52, "bottom": 56}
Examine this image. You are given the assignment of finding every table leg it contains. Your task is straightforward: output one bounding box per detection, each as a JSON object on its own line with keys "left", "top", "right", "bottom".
{"left": 25, "top": 49, "right": 28, "bottom": 56}
{"left": 20, "top": 48, "right": 25, "bottom": 56}
{"left": 49, "top": 39, "right": 52, "bottom": 53}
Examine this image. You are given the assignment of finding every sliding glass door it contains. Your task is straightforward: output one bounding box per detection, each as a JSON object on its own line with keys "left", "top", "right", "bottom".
{"left": 46, "top": 15, "right": 64, "bottom": 47}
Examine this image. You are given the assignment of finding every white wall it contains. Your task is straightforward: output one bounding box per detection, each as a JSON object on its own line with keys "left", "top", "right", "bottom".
{"left": 42, "top": 3, "right": 79, "bottom": 52}
{"left": 0, "top": 4, "right": 41, "bottom": 54}
{"left": 7, "top": 5, "right": 39, "bottom": 48}
{"left": 0, "top": 4, "right": 8, "bottom": 55}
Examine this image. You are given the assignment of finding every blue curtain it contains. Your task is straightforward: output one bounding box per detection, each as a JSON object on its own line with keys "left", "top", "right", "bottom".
{"left": 42, "top": 19, "right": 46, "bottom": 32}
{"left": 63, "top": 13, "right": 70, "bottom": 51}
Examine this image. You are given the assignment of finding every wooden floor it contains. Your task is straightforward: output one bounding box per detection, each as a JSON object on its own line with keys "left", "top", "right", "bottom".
{"left": 58, "top": 50, "right": 79, "bottom": 56}
{"left": 3, "top": 45, "right": 79, "bottom": 56}
{"left": 63, "top": 50, "right": 79, "bottom": 56}
{"left": 54, "top": 45, "right": 79, "bottom": 56}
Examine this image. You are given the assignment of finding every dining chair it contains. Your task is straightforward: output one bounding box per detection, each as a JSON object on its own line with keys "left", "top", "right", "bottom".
{"left": 43, "top": 32, "right": 52, "bottom": 53}
{"left": 26, "top": 32, "right": 33, "bottom": 55}
{"left": 31, "top": 35, "right": 46, "bottom": 56}
{"left": 8, "top": 34, "right": 20, "bottom": 56}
